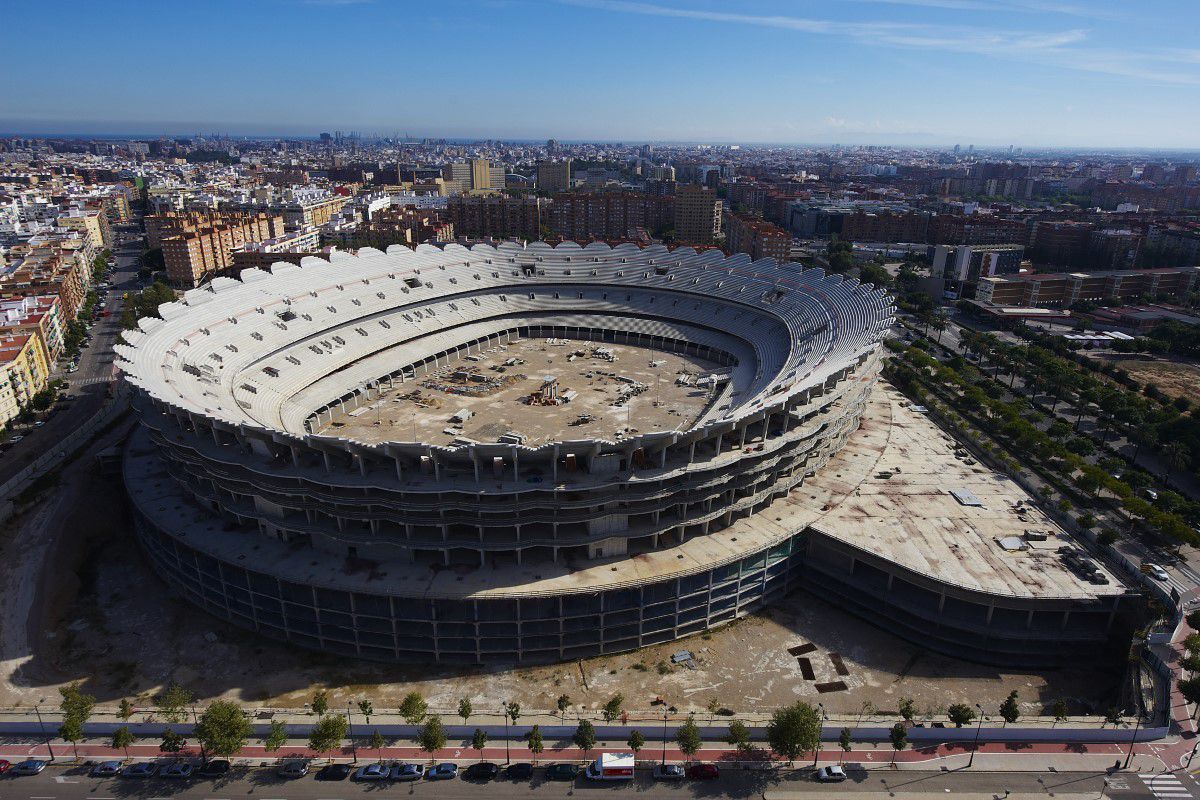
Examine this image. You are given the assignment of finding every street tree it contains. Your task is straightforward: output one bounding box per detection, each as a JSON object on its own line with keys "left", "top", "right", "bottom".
{"left": 838, "top": 727, "right": 853, "bottom": 764}
{"left": 310, "top": 689, "right": 329, "bottom": 717}
{"left": 999, "top": 691, "right": 1020, "bottom": 726}
{"left": 369, "top": 730, "right": 385, "bottom": 760}
{"left": 898, "top": 698, "right": 916, "bottom": 722}
{"left": 472, "top": 728, "right": 489, "bottom": 761}
{"left": 527, "top": 724, "right": 545, "bottom": 765}
{"left": 602, "top": 694, "right": 624, "bottom": 723}
{"left": 1050, "top": 700, "right": 1069, "bottom": 727}
{"left": 628, "top": 729, "right": 646, "bottom": 757}
{"left": 573, "top": 719, "right": 597, "bottom": 760}
{"left": 417, "top": 716, "right": 446, "bottom": 762}
{"left": 156, "top": 683, "right": 194, "bottom": 724}
{"left": 195, "top": 700, "right": 252, "bottom": 759}
{"left": 111, "top": 726, "right": 137, "bottom": 758}
{"left": 308, "top": 713, "right": 348, "bottom": 761}
{"left": 357, "top": 699, "right": 373, "bottom": 724}
{"left": 264, "top": 720, "right": 287, "bottom": 753}
{"left": 765, "top": 702, "right": 821, "bottom": 766}
{"left": 676, "top": 714, "right": 702, "bottom": 762}
{"left": 118, "top": 698, "right": 134, "bottom": 721}
{"left": 59, "top": 683, "right": 95, "bottom": 758}
{"left": 400, "top": 691, "right": 428, "bottom": 725}
{"left": 160, "top": 730, "right": 186, "bottom": 756}
{"left": 888, "top": 723, "right": 908, "bottom": 764}
{"left": 947, "top": 704, "right": 976, "bottom": 728}
{"left": 457, "top": 697, "right": 472, "bottom": 723}
{"left": 1179, "top": 679, "right": 1200, "bottom": 716}
{"left": 556, "top": 694, "right": 571, "bottom": 723}
{"left": 726, "top": 720, "right": 752, "bottom": 753}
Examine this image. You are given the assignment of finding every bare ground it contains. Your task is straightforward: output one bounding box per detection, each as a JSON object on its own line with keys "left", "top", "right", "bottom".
{"left": 0, "top": 450, "right": 1123, "bottom": 719}
{"left": 1094, "top": 354, "right": 1200, "bottom": 402}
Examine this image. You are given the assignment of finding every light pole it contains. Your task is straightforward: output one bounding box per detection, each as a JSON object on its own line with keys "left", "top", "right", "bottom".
{"left": 1099, "top": 778, "right": 1111, "bottom": 800}
{"left": 34, "top": 700, "right": 54, "bottom": 761}
{"left": 661, "top": 707, "right": 671, "bottom": 766}
{"left": 967, "top": 704, "right": 984, "bottom": 768}
{"left": 502, "top": 704, "right": 510, "bottom": 765}
{"left": 346, "top": 703, "right": 357, "bottom": 764}
{"left": 1187, "top": 740, "right": 1200, "bottom": 769}
{"left": 1122, "top": 710, "right": 1142, "bottom": 770}
{"left": 191, "top": 703, "right": 207, "bottom": 763}
{"left": 814, "top": 703, "right": 828, "bottom": 767}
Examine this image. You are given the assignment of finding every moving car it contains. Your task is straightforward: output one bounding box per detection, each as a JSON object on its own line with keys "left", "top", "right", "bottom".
{"left": 160, "top": 762, "right": 194, "bottom": 778}
{"left": 1146, "top": 563, "right": 1170, "bottom": 581}
{"left": 505, "top": 762, "right": 533, "bottom": 780}
{"left": 653, "top": 763, "right": 685, "bottom": 780}
{"left": 197, "top": 759, "right": 230, "bottom": 777}
{"left": 315, "top": 763, "right": 352, "bottom": 781}
{"left": 277, "top": 759, "right": 309, "bottom": 778}
{"left": 816, "top": 765, "right": 848, "bottom": 782}
{"left": 426, "top": 762, "right": 458, "bottom": 780}
{"left": 391, "top": 763, "right": 424, "bottom": 781}
{"left": 545, "top": 763, "right": 579, "bottom": 781}
{"left": 121, "top": 762, "right": 158, "bottom": 778}
{"left": 463, "top": 762, "right": 500, "bottom": 781}
{"left": 90, "top": 760, "right": 123, "bottom": 777}
{"left": 686, "top": 763, "right": 720, "bottom": 780}
{"left": 11, "top": 760, "right": 48, "bottom": 775}
{"left": 353, "top": 763, "right": 390, "bottom": 781}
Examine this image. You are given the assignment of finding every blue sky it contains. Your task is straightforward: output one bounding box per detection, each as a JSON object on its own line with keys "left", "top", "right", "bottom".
{"left": 2, "top": 0, "right": 1198, "bottom": 147}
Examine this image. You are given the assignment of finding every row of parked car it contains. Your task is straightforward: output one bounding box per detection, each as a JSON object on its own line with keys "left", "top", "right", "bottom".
{"left": 0, "top": 758, "right": 733, "bottom": 783}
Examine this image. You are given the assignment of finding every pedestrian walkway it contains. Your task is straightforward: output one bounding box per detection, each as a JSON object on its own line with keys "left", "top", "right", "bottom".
{"left": 1141, "top": 772, "right": 1197, "bottom": 800}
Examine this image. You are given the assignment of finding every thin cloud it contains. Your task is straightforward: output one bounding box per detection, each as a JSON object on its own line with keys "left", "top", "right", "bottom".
{"left": 561, "top": 0, "right": 1198, "bottom": 84}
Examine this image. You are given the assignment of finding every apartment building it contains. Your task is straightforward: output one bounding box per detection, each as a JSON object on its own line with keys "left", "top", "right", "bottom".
{"left": 0, "top": 295, "right": 64, "bottom": 362}
{"left": 977, "top": 266, "right": 1200, "bottom": 306}
{"left": 446, "top": 195, "right": 543, "bottom": 239}
{"left": 278, "top": 195, "right": 348, "bottom": 228}
{"left": 1029, "top": 220, "right": 1095, "bottom": 267}
{"left": 726, "top": 212, "right": 791, "bottom": 263}
{"left": 674, "top": 184, "right": 722, "bottom": 245}
{"left": 0, "top": 244, "right": 90, "bottom": 321}
{"left": 930, "top": 243, "right": 1025, "bottom": 299}
{"left": 536, "top": 160, "right": 573, "bottom": 193}
{"left": 156, "top": 212, "right": 286, "bottom": 286}
{"left": 547, "top": 192, "right": 673, "bottom": 240}
{"left": 0, "top": 332, "right": 50, "bottom": 427}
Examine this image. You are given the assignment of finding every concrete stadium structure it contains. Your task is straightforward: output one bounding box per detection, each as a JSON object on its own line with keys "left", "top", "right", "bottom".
{"left": 117, "top": 241, "right": 1129, "bottom": 667}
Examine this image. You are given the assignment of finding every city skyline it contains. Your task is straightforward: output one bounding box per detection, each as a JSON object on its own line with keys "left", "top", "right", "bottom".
{"left": 3, "top": 0, "right": 1199, "bottom": 148}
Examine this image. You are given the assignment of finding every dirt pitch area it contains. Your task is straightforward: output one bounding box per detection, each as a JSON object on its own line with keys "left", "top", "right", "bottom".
{"left": 1094, "top": 355, "right": 1200, "bottom": 402}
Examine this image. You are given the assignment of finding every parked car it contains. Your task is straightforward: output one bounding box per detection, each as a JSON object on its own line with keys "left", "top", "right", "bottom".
{"left": 686, "top": 763, "right": 720, "bottom": 780}
{"left": 277, "top": 759, "right": 310, "bottom": 778}
{"left": 160, "top": 762, "right": 194, "bottom": 778}
{"left": 545, "top": 763, "right": 579, "bottom": 781}
{"left": 90, "top": 761, "right": 123, "bottom": 777}
{"left": 121, "top": 762, "right": 158, "bottom": 778}
{"left": 426, "top": 763, "right": 458, "bottom": 780}
{"left": 816, "top": 765, "right": 848, "bottom": 782}
{"left": 391, "top": 763, "right": 424, "bottom": 781}
{"left": 197, "top": 759, "right": 230, "bottom": 777}
{"left": 653, "top": 763, "right": 685, "bottom": 780}
{"left": 315, "top": 763, "right": 352, "bottom": 781}
{"left": 353, "top": 763, "right": 390, "bottom": 781}
{"left": 463, "top": 762, "right": 500, "bottom": 781}
{"left": 1146, "top": 563, "right": 1170, "bottom": 581}
{"left": 0, "top": 759, "right": 10, "bottom": 774}
{"left": 505, "top": 762, "right": 533, "bottom": 780}
{"left": 11, "top": 760, "right": 49, "bottom": 775}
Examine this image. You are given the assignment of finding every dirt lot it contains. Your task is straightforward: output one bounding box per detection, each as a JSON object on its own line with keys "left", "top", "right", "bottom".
{"left": 317, "top": 339, "right": 723, "bottom": 447}
{"left": 0, "top": 455, "right": 1124, "bottom": 719}
{"left": 1094, "top": 354, "right": 1200, "bottom": 402}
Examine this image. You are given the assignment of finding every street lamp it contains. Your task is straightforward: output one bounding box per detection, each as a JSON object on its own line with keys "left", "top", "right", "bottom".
{"left": 967, "top": 704, "right": 984, "bottom": 768}
{"left": 33, "top": 699, "right": 54, "bottom": 762}
{"left": 661, "top": 707, "right": 672, "bottom": 766}
{"left": 502, "top": 704, "right": 510, "bottom": 765}
{"left": 1099, "top": 778, "right": 1111, "bottom": 800}
{"left": 1122, "top": 710, "right": 1142, "bottom": 770}
{"left": 346, "top": 703, "right": 357, "bottom": 764}
{"left": 814, "top": 703, "right": 828, "bottom": 767}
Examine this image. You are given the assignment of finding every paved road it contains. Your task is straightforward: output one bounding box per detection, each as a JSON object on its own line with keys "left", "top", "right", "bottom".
{"left": 0, "top": 765, "right": 1183, "bottom": 800}
{"left": 0, "top": 232, "right": 140, "bottom": 488}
